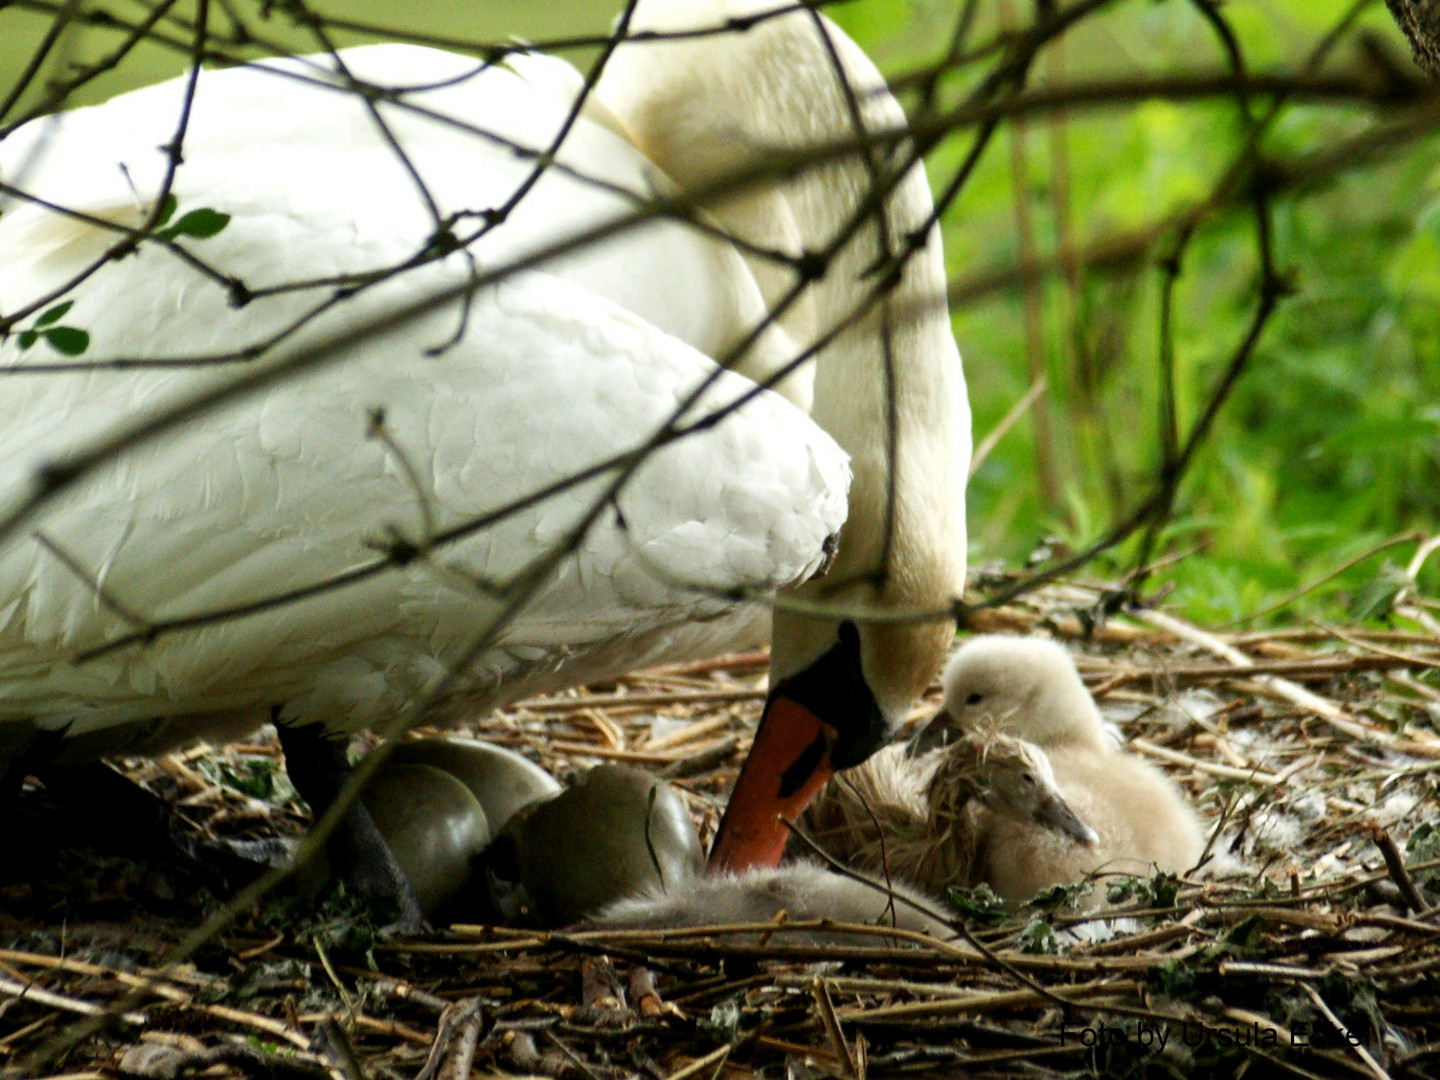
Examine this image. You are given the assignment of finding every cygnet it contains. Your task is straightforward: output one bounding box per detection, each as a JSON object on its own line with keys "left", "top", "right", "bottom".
{"left": 917, "top": 635, "right": 1111, "bottom": 754}
{"left": 937, "top": 636, "right": 1205, "bottom": 906}
{"left": 800, "top": 731, "right": 1097, "bottom": 893}
{"left": 594, "top": 861, "right": 954, "bottom": 945}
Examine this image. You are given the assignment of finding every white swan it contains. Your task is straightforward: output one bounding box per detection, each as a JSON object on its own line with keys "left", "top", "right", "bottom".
{"left": 0, "top": 0, "right": 969, "bottom": 891}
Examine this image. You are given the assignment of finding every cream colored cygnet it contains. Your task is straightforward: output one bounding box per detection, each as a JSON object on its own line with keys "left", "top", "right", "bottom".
{"left": 594, "top": 861, "right": 953, "bottom": 945}
{"left": 933, "top": 636, "right": 1205, "bottom": 905}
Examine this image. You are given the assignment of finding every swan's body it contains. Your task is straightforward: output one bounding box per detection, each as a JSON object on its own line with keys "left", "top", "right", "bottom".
{"left": 936, "top": 637, "right": 1205, "bottom": 906}
{"left": 0, "top": 0, "right": 969, "bottom": 882}
{"left": 594, "top": 861, "right": 953, "bottom": 944}
{"left": 0, "top": 44, "right": 839, "bottom": 762}
{"left": 799, "top": 732, "right": 1096, "bottom": 892}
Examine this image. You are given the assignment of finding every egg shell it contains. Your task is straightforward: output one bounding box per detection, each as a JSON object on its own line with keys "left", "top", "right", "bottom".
{"left": 363, "top": 762, "right": 492, "bottom": 918}
{"left": 493, "top": 764, "right": 704, "bottom": 926}
{"left": 390, "top": 737, "right": 561, "bottom": 834}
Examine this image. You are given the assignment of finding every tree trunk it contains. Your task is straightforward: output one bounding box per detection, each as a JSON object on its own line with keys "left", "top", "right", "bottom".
{"left": 1387, "top": 0, "right": 1440, "bottom": 79}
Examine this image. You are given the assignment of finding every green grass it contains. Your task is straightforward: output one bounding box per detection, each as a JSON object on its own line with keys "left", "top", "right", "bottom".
{"left": 0, "top": 0, "right": 619, "bottom": 114}
{"left": 837, "top": 0, "right": 1440, "bottom": 625}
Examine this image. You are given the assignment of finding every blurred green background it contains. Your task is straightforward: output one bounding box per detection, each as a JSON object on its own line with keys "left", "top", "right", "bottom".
{"left": 3, "top": 0, "right": 1438, "bottom": 627}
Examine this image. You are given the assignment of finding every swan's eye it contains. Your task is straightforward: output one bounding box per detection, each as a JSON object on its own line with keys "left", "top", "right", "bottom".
{"left": 1021, "top": 772, "right": 1036, "bottom": 785}
{"left": 965, "top": 692, "right": 983, "bottom": 706}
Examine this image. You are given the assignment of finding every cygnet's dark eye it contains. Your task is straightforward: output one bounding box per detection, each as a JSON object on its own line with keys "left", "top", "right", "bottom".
{"left": 1021, "top": 772, "right": 1036, "bottom": 785}
{"left": 965, "top": 692, "right": 984, "bottom": 706}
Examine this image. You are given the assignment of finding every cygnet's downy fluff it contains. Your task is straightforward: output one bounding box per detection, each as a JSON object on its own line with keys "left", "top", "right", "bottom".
{"left": 935, "top": 636, "right": 1205, "bottom": 906}
{"left": 594, "top": 861, "right": 955, "bottom": 944}
{"left": 799, "top": 731, "right": 1096, "bottom": 894}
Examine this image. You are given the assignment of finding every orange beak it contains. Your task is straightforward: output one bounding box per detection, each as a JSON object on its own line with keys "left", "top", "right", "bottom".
{"left": 707, "top": 694, "right": 837, "bottom": 873}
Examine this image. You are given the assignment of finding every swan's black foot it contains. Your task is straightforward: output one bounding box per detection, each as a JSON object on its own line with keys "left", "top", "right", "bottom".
{"left": 276, "top": 723, "right": 427, "bottom": 935}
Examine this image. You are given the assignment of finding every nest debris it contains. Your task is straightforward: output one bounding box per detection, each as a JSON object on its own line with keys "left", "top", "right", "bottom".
{"left": 2, "top": 579, "right": 1439, "bottom": 1080}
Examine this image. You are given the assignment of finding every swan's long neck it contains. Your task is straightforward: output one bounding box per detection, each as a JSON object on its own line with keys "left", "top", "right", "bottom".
{"left": 597, "top": 0, "right": 970, "bottom": 716}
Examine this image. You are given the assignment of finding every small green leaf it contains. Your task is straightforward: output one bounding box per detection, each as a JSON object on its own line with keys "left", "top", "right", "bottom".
{"left": 1147, "top": 869, "right": 1181, "bottom": 907}
{"left": 1107, "top": 876, "right": 1141, "bottom": 904}
{"left": 43, "top": 327, "right": 89, "bottom": 356}
{"left": 154, "top": 193, "right": 178, "bottom": 229}
{"left": 946, "top": 883, "right": 1010, "bottom": 924}
{"left": 17, "top": 330, "right": 38, "bottom": 351}
{"left": 1029, "top": 880, "right": 1092, "bottom": 911}
{"left": 1018, "top": 917, "right": 1058, "bottom": 954}
{"left": 35, "top": 301, "right": 73, "bottom": 327}
{"left": 1409, "top": 822, "right": 1440, "bottom": 886}
{"left": 1349, "top": 565, "right": 1408, "bottom": 622}
{"left": 164, "top": 208, "right": 231, "bottom": 240}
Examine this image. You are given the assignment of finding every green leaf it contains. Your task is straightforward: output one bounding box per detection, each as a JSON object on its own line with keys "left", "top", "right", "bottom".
{"left": 1408, "top": 821, "right": 1440, "bottom": 863}
{"left": 1348, "top": 565, "right": 1409, "bottom": 622}
{"left": 154, "top": 193, "right": 178, "bottom": 229}
{"left": 1028, "top": 880, "right": 1093, "bottom": 912}
{"left": 1017, "top": 918, "right": 1057, "bottom": 955}
{"left": 164, "top": 208, "right": 231, "bottom": 240}
{"left": 43, "top": 327, "right": 89, "bottom": 356}
{"left": 1223, "top": 915, "right": 1267, "bottom": 952}
{"left": 35, "top": 301, "right": 73, "bottom": 327}
{"left": 1408, "top": 822, "right": 1440, "bottom": 886}
{"left": 1107, "top": 876, "right": 1142, "bottom": 904}
{"left": 1147, "top": 870, "right": 1181, "bottom": 908}
{"left": 946, "top": 883, "right": 1009, "bottom": 924}
{"left": 17, "top": 330, "right": 38, "bottom": 350}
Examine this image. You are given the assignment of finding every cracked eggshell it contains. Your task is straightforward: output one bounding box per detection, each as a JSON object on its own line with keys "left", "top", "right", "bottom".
{"left": 364, "top": 762, "right": 491, "bottom": 918}
{"left": 390, "top": 737, "right": 561, "bottom": 834}
{"left": 489, "top": 764, "right": 704, "bottom": 926}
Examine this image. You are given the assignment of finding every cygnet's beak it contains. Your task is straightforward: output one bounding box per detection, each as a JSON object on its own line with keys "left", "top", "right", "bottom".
{"left": 910, "top": 708, "right": 959, "bottom": 755}
{"left": 708, "top": 622, "right": 889, "bottom": 873}
{"left": 1035, "top": 792, "right": 1099, "bottom": 846}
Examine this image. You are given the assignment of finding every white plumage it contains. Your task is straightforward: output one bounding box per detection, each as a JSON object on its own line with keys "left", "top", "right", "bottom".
{"left": 0, "top": 42, "right": 850, "bottom": 761}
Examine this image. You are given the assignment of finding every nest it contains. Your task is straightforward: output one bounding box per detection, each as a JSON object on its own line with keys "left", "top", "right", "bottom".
{"left": 2, "top": 579, "right": 1439, "bottom": 1079}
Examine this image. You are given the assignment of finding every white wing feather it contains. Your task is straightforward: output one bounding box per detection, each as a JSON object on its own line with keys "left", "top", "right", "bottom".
{"left": 0, "top": 46, "right": 847, "bottom": 755}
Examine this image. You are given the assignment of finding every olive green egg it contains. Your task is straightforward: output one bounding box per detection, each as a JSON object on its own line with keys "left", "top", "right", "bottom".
{"left": 363, "top": 763, "right": 491, "bottom": 919}
{"left": 390, "top": 737, "right": 561, "bottom": 834}
{"left": 489, "top": 765, "right": 704, "bottom": 926}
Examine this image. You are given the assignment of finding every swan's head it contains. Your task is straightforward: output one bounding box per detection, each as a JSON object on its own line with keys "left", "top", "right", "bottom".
{"left": 961, "top": 734, "right": 1098, "bottom": 846}
{"left": 708, "top": 615, "right": 955, "bottom": 872}
{"left": 928, "top": 636, "right": 1109, "bottom": 754}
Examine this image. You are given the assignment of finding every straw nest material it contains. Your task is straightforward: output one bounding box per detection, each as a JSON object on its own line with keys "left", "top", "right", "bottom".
{"left": 3, "top": 577, "right": 1440, "bottom": 1080}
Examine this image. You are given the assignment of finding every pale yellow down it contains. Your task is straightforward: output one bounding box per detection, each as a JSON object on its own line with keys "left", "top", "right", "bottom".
{"left": 942, "top": 636, "right": 1206, "bottom": 907}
